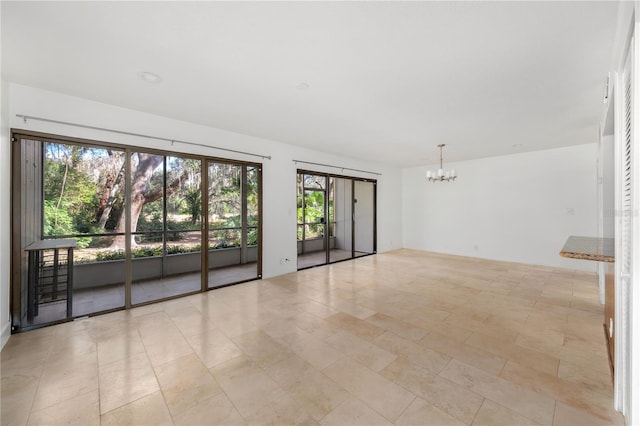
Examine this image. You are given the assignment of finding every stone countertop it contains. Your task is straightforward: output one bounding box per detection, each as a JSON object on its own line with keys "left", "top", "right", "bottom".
{"left": 559, "top": 236, "right": 614, "bottom": 263}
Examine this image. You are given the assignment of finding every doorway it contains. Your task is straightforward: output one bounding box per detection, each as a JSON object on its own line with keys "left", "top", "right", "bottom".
{"left": 296, "top": 171, "right": 376, "bottom": 269}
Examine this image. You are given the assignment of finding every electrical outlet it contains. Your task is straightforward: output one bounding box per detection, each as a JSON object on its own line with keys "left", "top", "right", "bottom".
{"left": 566, "top": 208, "right": 575, "bottom": 216}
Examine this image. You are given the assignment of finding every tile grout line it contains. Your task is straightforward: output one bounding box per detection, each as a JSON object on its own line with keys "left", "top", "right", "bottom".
{"left": 24, "top": 333, "right": 57, "bottom": 425}
{"left": 467, "top": 397, "right": 486, "bottom": 426}
{"left": 110, "top": 326, "right": 167, "bottom": 421}
{"left": 391, "top": 394, "right": 418, "bottom": 425}
{"left": 175, "top": 292, "right": 253, "bottom": 425}
{"left": 93, "top": 334, "right": 103, "bottom": 425}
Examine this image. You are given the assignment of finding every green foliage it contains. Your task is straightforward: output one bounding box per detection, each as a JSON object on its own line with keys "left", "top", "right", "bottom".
{"left": 209, "top": 215, "right": 259, "bottom": 248}
{"left": 247, "top": 227, "right": 258, "bottom": 246}
{"left": 184, "top": 187, "right": 201, "bottom": 224}
{"left": 95, "top": 244, "right": 202, "bottom": 261}
{"left": 41, "top": 142, "right": 258, "bottom": 254}
{"left": 43, "top": 199, "right": 74, "bottom": 236}
{"left": 135, "top": 217, "right": 199, "bottom": 243}
{"left": 297, "top": 190, "right": 325, "bottom": 239}
{"left": 210, "top": 227, "right": 239, "bottom": 249}
{"left": 43, "top": 151, "right": 102, "bottom": 248}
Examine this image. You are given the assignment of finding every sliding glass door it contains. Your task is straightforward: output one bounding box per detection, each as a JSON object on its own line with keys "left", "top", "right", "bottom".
{"left": 11, "top": 132, "right": 262, "bottom": 331}
{"left": 297, "top": 174, "right": 328, "bottom": 269}
{"left": 15, "top": 140, "right": 128, "bottom": 325}
{"left": 329, "top": 177, "right": 353, "bottom": 263}
{"left": 297, "top": 170, "right": 376, "bottom": 269}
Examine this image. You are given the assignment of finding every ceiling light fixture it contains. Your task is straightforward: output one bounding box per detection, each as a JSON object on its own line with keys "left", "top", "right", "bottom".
{"left": 138, "top": 71, "right": 162, "bottom": 84}
{"left": 296, "top": 82, "right": 310, "bottom": 91}
{"left": 426, "top": 144, "right": 456, "bottom": 182}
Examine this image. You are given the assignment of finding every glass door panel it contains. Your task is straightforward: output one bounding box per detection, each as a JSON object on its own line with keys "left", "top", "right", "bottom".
{"left": 208, "top": 162, "right": 259, "bottom": 288}
{"left": 20, "top": 140, "right": 128, "bottom": 326}
{"left": 67, "top": 146, "right": 127, "bottom": 317}
{"left": 297, "top": 172, "right": 328, "bottom": 269}
{"left": 131, "top": 154, "right": 202, "bottom": 304}
{"left": 12, "top": 132, "right": 262, "bottom": 332}
{"left": 302, "top": 189, "right": 325, "bottom": 268}
{"left": 164, "top": 156, "right": 202, "bottom": 295}
{"left": 354, "top": 180, "right": 376, "bottom": 256}
{"left": 130, "top": 153, "right": 165, "bottom": 304}
{"left": 330, "top": 177, "right": 353, "bottom": 263}
{"left": 244, "top": 166, "right": 260, "bottom": 279}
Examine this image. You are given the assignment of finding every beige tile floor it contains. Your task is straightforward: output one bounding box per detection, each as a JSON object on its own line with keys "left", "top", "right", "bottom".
{"left": 0, "top": 249, "right": 625, "bottom": 426}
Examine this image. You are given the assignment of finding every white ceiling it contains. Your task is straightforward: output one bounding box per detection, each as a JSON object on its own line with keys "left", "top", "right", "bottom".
{"left": 1, "top": 1, "right": 619, "bottom": 167}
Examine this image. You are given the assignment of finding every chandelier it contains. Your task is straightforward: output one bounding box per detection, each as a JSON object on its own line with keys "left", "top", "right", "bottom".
{"left": 426, "top": 144, "right": 456, "bottom": 182}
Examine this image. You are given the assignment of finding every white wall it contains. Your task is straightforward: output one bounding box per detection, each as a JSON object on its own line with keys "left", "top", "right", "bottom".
{"left": 1, "top": 77, "right": 11, "bottom": 348}
{"left": 0, "top": 2, "right": 10, "bottom": 349}
{"left": 1, "top": 83, "right": 403, "bottom": 344}
{"left": 403, "top": 144, "right": 599, "bottom": 271}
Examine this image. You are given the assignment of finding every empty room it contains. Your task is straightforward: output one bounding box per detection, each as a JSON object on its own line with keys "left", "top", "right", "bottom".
{"left": 1, "top": 1, "right": 639, "bottom": 425}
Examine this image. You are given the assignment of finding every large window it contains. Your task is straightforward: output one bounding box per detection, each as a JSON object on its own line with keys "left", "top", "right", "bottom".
{"left": 11, "top": 133, "right": 262, "bottom": 331}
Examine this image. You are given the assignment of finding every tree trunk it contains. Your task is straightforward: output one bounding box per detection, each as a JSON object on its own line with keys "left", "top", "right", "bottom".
{"left": 54, "top": 159, "right": 69, "bottom": 229}
{"left": 109, "top": 153, "right": 191, "bottom": 249}
{"left": 97, "top": 162, "right": 125, "bottom": 229}
{"left": 97, "top": 171, "right": 114, "bottom": 218}
{"left": 111, "top": 153, "right": 163, "bottom": 248}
